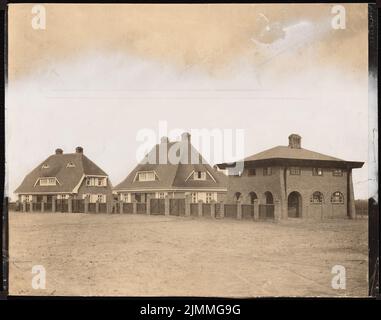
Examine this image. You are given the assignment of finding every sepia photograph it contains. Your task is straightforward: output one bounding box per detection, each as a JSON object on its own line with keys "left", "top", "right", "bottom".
{"left": 4, "top": 3, "right": 378, "bottom": 298}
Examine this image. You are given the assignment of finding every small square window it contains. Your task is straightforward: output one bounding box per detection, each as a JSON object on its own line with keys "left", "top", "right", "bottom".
{"left": 290, "top": 167, "right": 300, "bottom": 175}
{"left": 312, "top": 168, "right": 323, "bottom": 176}
{"left": 263, "top": 167, "right": 272, "bottom": 176}
{"left": 333, "top": 169, "right": 343, "bottom": 176}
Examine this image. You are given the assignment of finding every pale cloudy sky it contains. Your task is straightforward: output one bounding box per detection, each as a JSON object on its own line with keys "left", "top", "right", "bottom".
{"left": 6, "top": 4, "right": 376, "bottom": 200}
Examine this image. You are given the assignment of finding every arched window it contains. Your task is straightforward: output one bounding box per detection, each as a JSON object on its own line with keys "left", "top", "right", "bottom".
{"left": 310, "top": 191, "right": 323, "bottom": 204}
{"left": 234, "top": 192, "right": 242, "bottom": 201}
{"left": 249, "top": 192, "right": 257, "bottom": 204}
{"left": 264, "top": 191, "right": 274, "bottom": 204}
{"left": 331, "top": 191, "right": 344, "bottom": 204}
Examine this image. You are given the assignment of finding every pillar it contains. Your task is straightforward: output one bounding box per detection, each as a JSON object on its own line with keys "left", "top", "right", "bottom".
{"left": 133, "top": 200, "right": 137, "bottom": 214}
{"left": 219, "top": 201, "right": 225, "bottom": 219}
{"left": 41, "top": 201, "right": 45, "bottom": 213}
{"left": 185, "top": 194, "right": 191, "bottom": 217}
{"left": 119, "top": 201, "right": 123, "bottom": 214}
{"left": 52, "top": 196, "right": 56, "bottom": 213}
{"left": 211, "top": 200, "right": 216, "bottom": 218}
{"left": 68, "top": 198, "right": 72, "bottom": 213}
{"left": 274, "top": 199, "right": 281, "bottom": 220}
{"left": 22, "top": 201, "right": 26, "bottom": 212}
{"left": 253, "top": 199, "right": 259, "bottom": 221}
{"left": 348, "top": 169, "right": 356, "bottom": 219}
{"left": 164, "top": 195, "right": 170, "bottom": 216}
{"left": 237, "top": 200, "right": 242, "bottom": 220}
{"left": 84, "top": 197, "right": 89, "bottom": 214}
{"left": 146, "top": 194, "right": 151, "bottom": 215}
{"left": 198, "top": 200, "right": 203, "bottom": 217}
{"left": 30, "top": 200, "right": 34, "bottom": 212}
{"left": 95, "top": 201, "right": 99, "bottom": 213}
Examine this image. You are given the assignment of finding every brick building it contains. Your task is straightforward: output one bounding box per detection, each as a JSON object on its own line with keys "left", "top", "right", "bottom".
{"left": 216, "top": 134, "right": 364, "bottom": 219}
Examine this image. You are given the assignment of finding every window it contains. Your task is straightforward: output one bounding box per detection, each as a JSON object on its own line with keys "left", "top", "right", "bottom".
{"left": 263, "top": 167, "right": 272, "bottom": 176}
{"left": 22, "top": 195, "right": 32, "bottom": 202}
{"left": 193, "top": 171, "right": 207, "bottom": 180}
{"left": 121, "top": 193, "right": 131, "bottom": 203}
{"left": 234, "top": 192, "right": 242, "bottom": 201}
{"left": 191, "top": 192, "right": 197, "bottom": 203}
{"left": 155, "top": 192, "right": 167, "bottom": 199}
{"left": 41, "top": 164, "right": 49, "bottom": 169}
{"left": 331, "top": 191, "right": 344, "bottom": 204}
{"left": 312, "top": 168, "right": 323, "bottom": 176}
{"left": 57, "top": 194, "right": 69, "bottom": 200}
{"left": 310, "top": 191, "right": 323, "bottom": 204}
{"left": 248, "top": 168, "right": 256, "bottom": 176}
{"left": 97, "top": 194, "right": 106, "bottom": 203}
{"left": 333, "top": 169, "right": 343, "bottom": 176}
{"left": 66, "top": 162, "right": 75, "bottom": 168}
{"left": 290, "top": 167, "right": 301, "bottom": 175}
{"left": 39, "top": 177, "right": 57, "bottom": 186}
{"left": 206, "top": 192, "right": 213, "bottom": 203}
{"left": 137, "top": 171, "right": 156, "bottom": 182}
{"left": 86, "top": 177, "right": 107, "bottom": 186}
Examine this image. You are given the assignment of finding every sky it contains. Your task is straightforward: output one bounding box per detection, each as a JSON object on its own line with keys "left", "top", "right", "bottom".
{"left": 6, "top": 4, "right": 376, "bottom": 200}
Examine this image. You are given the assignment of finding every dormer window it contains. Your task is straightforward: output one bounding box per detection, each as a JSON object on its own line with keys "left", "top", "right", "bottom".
{"left": 39, "top": 177, "right": 57, "bottom": 186}
{"left": 66, "top": 162, "right": 75, "bottom": 168}
{"left": 136, "top": 171, "right": 156, "bottom": 182}
{"left": 41, "top": 164, "right": 49, "bottom": 169}
{"left": 193, "top": 171, "right": 206, "bottom": 180}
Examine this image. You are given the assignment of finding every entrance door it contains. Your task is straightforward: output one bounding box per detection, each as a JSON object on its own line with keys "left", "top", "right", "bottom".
{"left": 288, "top": 192, "right": 302, "bottom": 218}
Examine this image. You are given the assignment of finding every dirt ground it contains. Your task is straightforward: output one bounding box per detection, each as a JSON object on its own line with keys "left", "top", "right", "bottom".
{"left": 8, "top": 212, "right": 368, "bottom": 297}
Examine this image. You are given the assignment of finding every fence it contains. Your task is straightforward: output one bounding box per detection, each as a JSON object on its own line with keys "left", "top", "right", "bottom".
{"left": 12, "top": 198, "right": 278, "bottom": 221}
{"left": 258, "top": 204, "right": 275, "bottom": 219}
{"left": 151, "top": 199, "right": 165, "bottom": 215}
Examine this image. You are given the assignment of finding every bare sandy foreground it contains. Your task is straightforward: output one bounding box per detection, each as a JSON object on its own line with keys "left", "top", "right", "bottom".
{"left": 8, "top": 212, "right": 368, "bottom": 297}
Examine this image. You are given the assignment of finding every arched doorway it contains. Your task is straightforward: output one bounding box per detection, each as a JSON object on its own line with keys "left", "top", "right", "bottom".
{"left": 264, "top": 191, "right": 273, "bottom": 204}
{"left": 288, "top": 191, "right": 302, "bottom": 218}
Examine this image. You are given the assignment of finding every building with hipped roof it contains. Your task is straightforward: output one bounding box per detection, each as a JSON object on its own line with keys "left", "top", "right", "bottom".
{"left": 15, "top": 147, "right": 113, "bottom": 209}
{"left": 114, "top": 132, "right": 228, "bottom": 204}
{"left": 216, "top": 134, "right": 364, "bottom": 219}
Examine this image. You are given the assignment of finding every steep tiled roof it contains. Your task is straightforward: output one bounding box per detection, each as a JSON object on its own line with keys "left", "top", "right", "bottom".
{"left": 15, "top": 152, "right": 108, "bottom": 194}
{"left": 114, "top": 138, "right": 227, "bottom": 191}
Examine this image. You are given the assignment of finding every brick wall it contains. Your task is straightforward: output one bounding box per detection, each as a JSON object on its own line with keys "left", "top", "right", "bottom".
{"left": 226, "top": 165, "right": 351, "bottom": 219}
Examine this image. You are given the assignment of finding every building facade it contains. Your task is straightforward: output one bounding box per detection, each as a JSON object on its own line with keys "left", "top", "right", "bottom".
{"left": 114, "top": 133, "right": 227, "bottom": 204}
{"left": 15, "top": 147, "right": 113, "bottom": 210}
{"left": 217, "top": 134, "right": 364, "bottom": 219}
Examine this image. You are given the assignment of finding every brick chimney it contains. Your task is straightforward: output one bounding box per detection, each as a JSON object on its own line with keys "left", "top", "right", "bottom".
{"left": 161, "top": 136, "right": 169, "bottom": 144}
{"left": 181, "top": 132, "right": 191, "bottom": 142}
{"left": 288, "top": 134, "right": 301, "bottom": 149}
{"left": 181, "top": 132, "right": 192, "bottom": 164}
{"left": 55, "top": 148, "right": 63, "bottom": 155}
{"left": 75, "top": 146, "right": 83, "bottom": 154}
